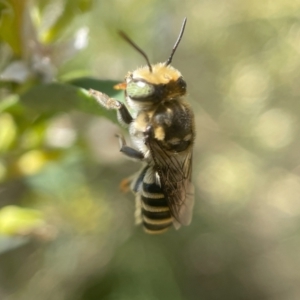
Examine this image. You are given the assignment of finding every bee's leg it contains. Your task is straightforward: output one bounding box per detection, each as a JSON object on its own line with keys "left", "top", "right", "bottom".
{"left": 144, "top": 125, "right": 154, "bottom": 145}
{"left": 117, "top": 104, "right": 133, "bottom": 125}
{"left": 119, "top": 177, "right": 132, "bottom": 193}
{"left": 89, "top": 89, "right": 133, "bottom": 124}
{"left": 120, "top": 165, "right": 147, "bottom": 194}
{"left": 116, "top": 134, "right": 144, "bottom": 160}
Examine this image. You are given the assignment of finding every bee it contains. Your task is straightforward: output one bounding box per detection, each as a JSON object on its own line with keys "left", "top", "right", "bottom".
{"left": 89, "top": 18, "right": 195, "bottom": 234}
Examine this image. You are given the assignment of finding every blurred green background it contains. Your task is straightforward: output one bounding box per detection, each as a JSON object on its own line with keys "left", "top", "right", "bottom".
{"left": 1, "top": 0, "right": 300, "bottom": 299}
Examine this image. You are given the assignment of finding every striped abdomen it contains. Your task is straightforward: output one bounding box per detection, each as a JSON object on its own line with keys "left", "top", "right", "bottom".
{"left": 131, "top": 166, "right": 173, "bottom": 234}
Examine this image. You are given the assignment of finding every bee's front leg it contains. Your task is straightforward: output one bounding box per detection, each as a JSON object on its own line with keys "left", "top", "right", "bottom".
{"left": 89, "top": 89, "right": 133, "bottom": 125}
{"left": 115, "top": 134, "right": 144, "bottom": 160}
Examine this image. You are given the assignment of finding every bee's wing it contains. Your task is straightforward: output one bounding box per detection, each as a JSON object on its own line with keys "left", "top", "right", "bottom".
{"left": 146, "top": 138, "right": 194, "bottom": 227}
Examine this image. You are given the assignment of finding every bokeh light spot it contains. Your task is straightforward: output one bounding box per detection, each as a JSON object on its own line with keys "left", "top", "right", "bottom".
{"left": 253, "top": 108, "right": 294, "bottom": 149}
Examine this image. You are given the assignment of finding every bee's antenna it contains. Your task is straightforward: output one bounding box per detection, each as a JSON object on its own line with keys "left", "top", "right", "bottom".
{"left": 165, "top": 17, "right": 187, "bottom": 66}
{"left": 119, "top": 31, "right": 153, "bottom": 72}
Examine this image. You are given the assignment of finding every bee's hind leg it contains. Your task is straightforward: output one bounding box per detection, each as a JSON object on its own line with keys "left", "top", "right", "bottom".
{"left": 116, "top": 134, "right": 144, "bottom": 160}
{"left": 119, "top": 176, "right": 132, "bottom": 193}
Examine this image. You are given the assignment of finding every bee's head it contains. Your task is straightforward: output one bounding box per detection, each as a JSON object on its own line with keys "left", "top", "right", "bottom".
{"left": 118, "top": 18, "right": 187, "bottom": 104}
{"left": 125, "top": 64, "right": 186, "bottom": 102}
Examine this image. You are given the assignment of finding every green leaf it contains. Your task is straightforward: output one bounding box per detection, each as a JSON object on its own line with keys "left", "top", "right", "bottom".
{"left": 0, "top": 94, "right": 20, "bottom": 113}
{"left": 69, "top": 77, "right": 124, "bottom": 101}
{"left": 0, "top": 0, "right": 28, "bottom": 55}
{"left": 20, "top": 80, "right": 124, "bottom": 123}
{"left": 0, "top": 235, "right": 28, "bottom": 254}
{"left": 41, "top": 0, "right": 93, "bottom": 43}
{"left": 0, "top": 112, "right": 18, "bottom": 153}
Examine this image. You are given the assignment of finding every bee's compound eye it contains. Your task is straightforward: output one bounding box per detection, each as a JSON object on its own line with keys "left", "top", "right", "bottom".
{"left": 177, "top": 77, "right": 187, "bottom": 91}
{"left": 127, "top": 80, "right": 155, "bottom": 100}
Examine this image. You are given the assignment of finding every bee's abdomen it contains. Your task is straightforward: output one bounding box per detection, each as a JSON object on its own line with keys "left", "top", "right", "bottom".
{"left": 141, "top": 182, "right": 172, "bottom": 234}
{"left": 131, "top": 166, "right": 173, "bottom": 233}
